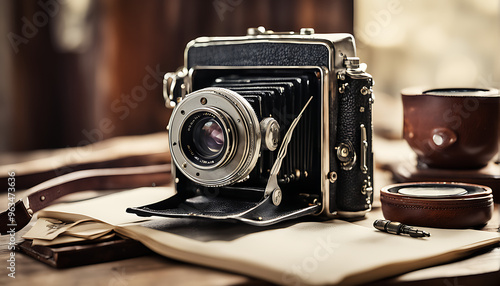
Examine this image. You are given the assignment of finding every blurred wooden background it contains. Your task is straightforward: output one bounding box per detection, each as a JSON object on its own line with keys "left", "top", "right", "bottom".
{"left": 0, "top": 0, "right": 353, "bottom": 152}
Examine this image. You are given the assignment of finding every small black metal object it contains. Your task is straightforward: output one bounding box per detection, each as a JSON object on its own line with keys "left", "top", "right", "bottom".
{"left": 373, "top": 219, "right": 431, "bottom": 238}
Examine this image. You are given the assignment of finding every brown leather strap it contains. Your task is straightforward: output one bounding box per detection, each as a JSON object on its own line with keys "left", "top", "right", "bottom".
{"left": 1, "top": 152, "right": 170, "bottom": 190}
{"left": 1, "top": 201, "right": 31, "bottom": 235}
{"left": 0, "top": 164, "right": 171, "bottom": 235}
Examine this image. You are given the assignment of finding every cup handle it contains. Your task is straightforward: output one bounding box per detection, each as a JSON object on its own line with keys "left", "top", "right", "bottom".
{"left": 430, "top": 128, "right": 457, "bottom": 150}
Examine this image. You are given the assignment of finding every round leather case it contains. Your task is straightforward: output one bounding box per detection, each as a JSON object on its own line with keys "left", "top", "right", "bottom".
{"left": 380, "top": 182, "right": 494, "bottom": 228}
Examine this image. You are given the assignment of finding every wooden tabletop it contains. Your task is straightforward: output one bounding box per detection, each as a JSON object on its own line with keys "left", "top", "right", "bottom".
{"left": 0, "top": 135, "right": 499, "bottom": 285}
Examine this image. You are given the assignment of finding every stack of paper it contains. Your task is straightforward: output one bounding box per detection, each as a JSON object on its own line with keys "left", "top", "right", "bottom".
{"left": 23, "top": 218, "right": 114, "bottom": 246}
{"left": 28, "top": 186, "right": 499, "bottom": 285}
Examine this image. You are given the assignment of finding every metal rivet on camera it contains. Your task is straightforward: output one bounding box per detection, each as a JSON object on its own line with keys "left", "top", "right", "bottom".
{"left": 200, "top": 97, "right": 207, "bottom": 105}
{"left": 182, "top": 162, "right": 187, "bottom": 169}
{"left": 360, "top": 107, "right": 365, "bottom": 113}
{"left": 181, "top": 110, "right": 185, "bottom": 115}
{"left": 272, "top": 189, "right": 282, "bottom": 206}
{"left": 40, "top": 195, "right": 46, "bottom": 201}
{"left": 328, "top": 172, "right": 337, "bottom": 183}
{"left": 174, "top": 178, "right": 179, "bottom": 184}
{"left": 339, "top": 83, "right": 348, "bottom": 94}
{"left": 294, "top": 169, "right": 301, "bottom": 180}
{"left": 360, "top": 86, "right": 369, "bottom": 95}
{"left": 283, "top": 175, "right": 290, "bottom": 183}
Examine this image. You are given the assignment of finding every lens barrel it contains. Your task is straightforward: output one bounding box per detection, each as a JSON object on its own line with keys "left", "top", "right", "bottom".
{"left": 168, "top": 88, "right": 261, "bottom": 187}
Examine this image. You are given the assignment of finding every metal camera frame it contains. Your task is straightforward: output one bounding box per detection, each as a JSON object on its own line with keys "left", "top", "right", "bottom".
{"left": 151, "top": 27, "right": 373, "bottom": 223}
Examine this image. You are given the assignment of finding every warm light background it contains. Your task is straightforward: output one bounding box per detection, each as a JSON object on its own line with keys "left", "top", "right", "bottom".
{"left": 356, "top": 0, "right": 500, "bottom": 139}
{"left": 0, "top": 0, "right": 498, "bottom": 153}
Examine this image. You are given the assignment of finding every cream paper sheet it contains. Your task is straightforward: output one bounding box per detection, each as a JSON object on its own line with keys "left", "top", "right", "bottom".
{"left": 37, "top": 186, "right": 500, "bottom": 285}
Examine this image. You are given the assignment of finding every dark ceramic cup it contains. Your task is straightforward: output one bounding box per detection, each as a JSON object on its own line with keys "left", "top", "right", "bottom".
{"left": 402, "top": 87, "right": 500, "bottom": 169}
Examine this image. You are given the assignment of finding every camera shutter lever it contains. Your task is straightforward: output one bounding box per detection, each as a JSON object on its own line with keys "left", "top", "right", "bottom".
{"left": 265, "top": 97, "right": 314, "bottom": 206}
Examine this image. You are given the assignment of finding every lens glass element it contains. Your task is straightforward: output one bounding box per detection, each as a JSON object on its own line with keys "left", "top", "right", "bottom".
{"left": 193, "top": 118, "right": 224, "bottom": 158}
{"left": 180, "top": 109, "right": 232, "bottom": 168}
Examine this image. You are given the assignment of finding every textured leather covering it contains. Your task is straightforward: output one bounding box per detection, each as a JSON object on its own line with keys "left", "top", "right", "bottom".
{"left": 188, "top": 43, "right": 330, "bottom": 68}
{"left": 127, "top": 193, "right": 321, "bottom": 226}
{"left": 334, "top": 72, "right": 374, "bottom": 212}
{"left": 380, "top": 182, "right": 494, "bottom": 228}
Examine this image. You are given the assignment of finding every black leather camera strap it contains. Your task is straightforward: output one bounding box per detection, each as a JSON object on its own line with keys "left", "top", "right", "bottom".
{"left": 0, "top": 164, "right": 171, "bottom": 235}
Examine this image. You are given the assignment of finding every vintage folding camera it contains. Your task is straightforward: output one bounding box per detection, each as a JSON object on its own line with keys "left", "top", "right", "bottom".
{"left": 127, "top": 27, "right": 374, "bottom": 225}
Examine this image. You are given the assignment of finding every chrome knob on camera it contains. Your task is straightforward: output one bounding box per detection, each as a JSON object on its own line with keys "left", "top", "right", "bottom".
{"left": 260, "top": 117, "right": 280, "bottom": 151}
{"left": 247, "top": 26, "right": 269, "bottom": 35}
{"left": 336, "top": 141, "right": 356, "bottom": 170}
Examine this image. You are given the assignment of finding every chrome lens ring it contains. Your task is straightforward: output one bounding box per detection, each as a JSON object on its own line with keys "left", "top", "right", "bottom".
{"left": 168, "top": 88, "right": 261, "bottom": 187}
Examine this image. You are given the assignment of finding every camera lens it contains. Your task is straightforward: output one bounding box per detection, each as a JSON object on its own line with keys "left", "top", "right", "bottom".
{"left": 193, "top": 118, "right": 224, "bottom": 158}
{"left": 168, "top": 88, "right": 261, "bottom": 187}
